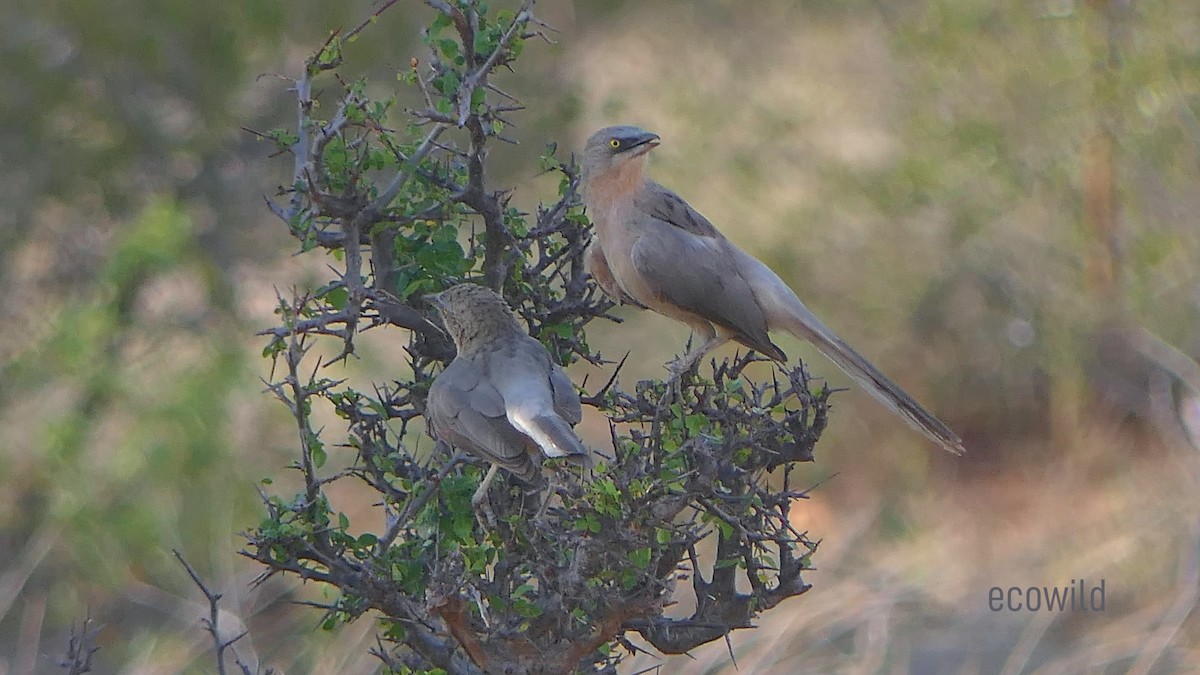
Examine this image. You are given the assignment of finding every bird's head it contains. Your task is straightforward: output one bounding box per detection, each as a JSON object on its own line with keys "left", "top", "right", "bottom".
{"left": 426, "top": 283, "right": 523, "bottom": 351}
{"left": 581, "top": 125, "right": 661, "bottom": 184}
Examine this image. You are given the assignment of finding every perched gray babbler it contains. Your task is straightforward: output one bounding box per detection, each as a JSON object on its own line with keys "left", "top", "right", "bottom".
{"left": 426, "top": 284, "right": 593, "bottom": 506}
{"left": 581, "top": 125, "right": 966, "bottom": 455}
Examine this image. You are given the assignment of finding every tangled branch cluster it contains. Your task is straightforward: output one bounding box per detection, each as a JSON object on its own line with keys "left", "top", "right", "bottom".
{"left": 241, "top": 2, "right": 829, "bottom": 673}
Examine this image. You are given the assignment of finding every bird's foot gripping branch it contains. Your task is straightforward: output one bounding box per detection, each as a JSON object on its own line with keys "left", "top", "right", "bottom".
{"left": 244, "top": 1, "right": 828, "bottom": 672}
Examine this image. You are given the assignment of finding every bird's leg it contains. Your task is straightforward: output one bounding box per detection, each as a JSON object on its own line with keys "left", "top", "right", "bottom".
{"left": 533, "top": 474, "right": 557, "bottom": 524}
{"left": 472, "top": 464, "right": 501, "bottom": 529}
{"left": 665, "top": 350, "right": 701, "bottom": 381}
{"left": 663, "top": 334, "right": 727, "bottom": 404}
{"left": 666, "top": 334, "right": 727, "bottom": 382}
{"left": 533, "top": 460, "right": 587, "bottom": 524}
{"left": 471, "top": 464, "right": 500, "bottom": 506}
{"left": 662, "top": 349, "right": 699, "bottom": 404}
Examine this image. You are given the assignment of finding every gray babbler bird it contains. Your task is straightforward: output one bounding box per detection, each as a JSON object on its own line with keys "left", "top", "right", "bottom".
{"left": 426, "top": 284, "right": 593, "bottom": 506}
{"left": 581, "top": 125, "right": 965, "bottom": 455}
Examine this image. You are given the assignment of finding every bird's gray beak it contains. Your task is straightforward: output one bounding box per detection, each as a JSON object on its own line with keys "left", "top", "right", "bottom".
{"left": 628, "top": 132, "right": 661, "bottom": 155}
{"left": 425, "top": 292, "right": 445, "bottom": 310}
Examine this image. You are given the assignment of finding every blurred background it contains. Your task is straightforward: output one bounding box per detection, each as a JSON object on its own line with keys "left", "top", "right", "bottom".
{"left": 3, "top": 0, "right": 1200, "bottom": 672}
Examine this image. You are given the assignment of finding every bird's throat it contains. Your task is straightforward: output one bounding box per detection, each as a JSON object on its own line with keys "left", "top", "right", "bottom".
{"left": 583, "top": 157, "right": 648, "bottom": 210}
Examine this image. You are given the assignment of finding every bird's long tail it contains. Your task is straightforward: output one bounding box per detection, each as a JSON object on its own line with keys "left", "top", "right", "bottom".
{"left": 775, "top": 299, "right": 966, "bottom": 455}
{"left": 511, "top": 412, "right": 595, "bottom": 466}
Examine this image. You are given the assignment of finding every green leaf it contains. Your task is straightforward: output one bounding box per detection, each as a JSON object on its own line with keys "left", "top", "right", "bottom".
{"left": 265, "top": 128, "right": 300, "bottom": 149}
{"left": 474, "top": 29, "right": 498, "bottom": 58}
{"left": 630, "top": 547, "right": 652, "bottom": 568}
{"left": 402, "top": 277, "right": 435, "bottom": 298}
{"left": 324, "top": 286, "right": 349, "bottom": 310}
{"left": 452, "top": 511, "right": 474, "bottom": 541}
{"left": 715, "top": 518, "right": 734, "bottom": 539}
{"left": 620, "top": 569, "right": 638, "bottom": 590}
{"left": 310, "top": 443, "right": 327, "bottom": 469}
{"left": 261, "top": 337, "right": 285, "bottom": 358}
{"left": 437, "top": 71, "right": 461, "bottom": 95}
{"left": 431, "top": 12, "right": 452, "bottom": 34}
{"left": 514, "top": 599, "right": 543, "bottom": 618}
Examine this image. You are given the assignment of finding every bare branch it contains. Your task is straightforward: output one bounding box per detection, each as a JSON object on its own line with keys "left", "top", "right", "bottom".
{"left": 174, "top": 551, "right": 258, "bottom": 675}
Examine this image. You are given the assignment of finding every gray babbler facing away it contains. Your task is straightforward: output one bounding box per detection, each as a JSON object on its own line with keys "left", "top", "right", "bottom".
{"left": 580, "top": 125, "right": 965, "bottom": 455}
{"left": 426, "top": 284, "right": 593, "bottom": 506}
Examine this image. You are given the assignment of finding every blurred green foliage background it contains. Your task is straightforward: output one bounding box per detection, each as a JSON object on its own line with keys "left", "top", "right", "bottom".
{"left": 2, "top": 0, "right": 1199, "bottom": 672}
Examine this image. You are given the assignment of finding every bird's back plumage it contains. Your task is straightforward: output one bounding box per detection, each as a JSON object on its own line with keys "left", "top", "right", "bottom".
{"left": 426, "top": 285, "right": 592, "bottom": 482}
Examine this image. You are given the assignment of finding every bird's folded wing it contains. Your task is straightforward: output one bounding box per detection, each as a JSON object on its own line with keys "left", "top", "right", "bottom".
{"left": 490, "top": 343, "right": 591, "bottom": 463}
{"left": 428, "top": 360, "right": 540, "bottom": 480}
{"left": 546, "top": 358, "right": 583, "bottom": 425}
{"left": 629, "top": 209, "right": 785, "bottom": 361}
{"left": 636, "top": 182, "right": 723, "bottom": 238}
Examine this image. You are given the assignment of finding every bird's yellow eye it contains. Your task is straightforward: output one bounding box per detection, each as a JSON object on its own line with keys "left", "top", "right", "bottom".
{"left": 609, "top": 139, "right": 621, "bottom": 149}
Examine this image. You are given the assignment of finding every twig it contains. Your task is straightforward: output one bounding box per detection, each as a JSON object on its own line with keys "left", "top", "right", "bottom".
{"left": 59, "top": 611, "right": 99, "bottom": 675}
{"left": 346, "top": 0, "right": 404, "bottom": 41}
{"left": 378, "top": 447, "right": 466, "bottom": 550}
{"left": 174, "top": 550, "right": 255, "bottom": 675}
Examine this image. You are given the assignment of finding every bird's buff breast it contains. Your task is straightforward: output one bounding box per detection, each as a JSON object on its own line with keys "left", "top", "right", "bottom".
{"left": 590, "top": 201, "right": 656, "bottom": 303}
